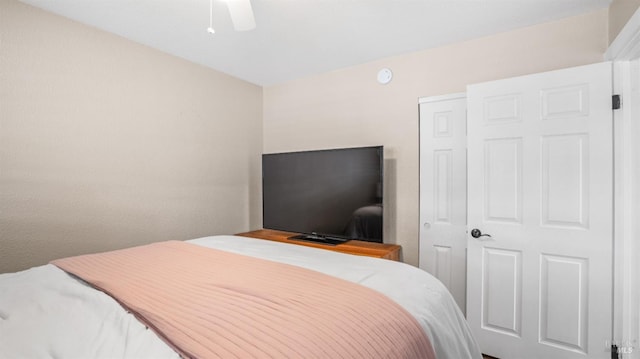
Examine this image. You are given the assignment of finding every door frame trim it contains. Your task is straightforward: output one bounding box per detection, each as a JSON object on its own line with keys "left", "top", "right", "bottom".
{"left": 607, "top": 6, "right": 640, "bottom": 356}
{"left": 418, "top": 92, "right": 466, "bottom": 104}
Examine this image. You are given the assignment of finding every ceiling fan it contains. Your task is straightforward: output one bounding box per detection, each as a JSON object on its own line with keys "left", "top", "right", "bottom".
{"left": 207, "top": 0, "right": 256, "bottom": 34}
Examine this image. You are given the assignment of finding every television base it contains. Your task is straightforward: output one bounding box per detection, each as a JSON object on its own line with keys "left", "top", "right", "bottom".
{"left": 288, "top": 234, "right": 348, "bottom": 246}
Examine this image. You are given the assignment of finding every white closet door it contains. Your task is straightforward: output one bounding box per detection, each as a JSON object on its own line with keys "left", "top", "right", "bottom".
{"left": 466, "top": 62, "right": 613, "bottom": 358}
{"left": 419, "top": 94, "right": 467, "bottom": 313}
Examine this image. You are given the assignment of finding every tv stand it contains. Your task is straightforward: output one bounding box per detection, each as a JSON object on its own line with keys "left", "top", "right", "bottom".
{"left": 235, "top": 229, "right": 401, "bottom": 261}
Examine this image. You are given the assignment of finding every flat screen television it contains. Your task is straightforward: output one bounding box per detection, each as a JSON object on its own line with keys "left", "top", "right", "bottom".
{"left": 262, "top": 146, "right": 383, "bottom": 244}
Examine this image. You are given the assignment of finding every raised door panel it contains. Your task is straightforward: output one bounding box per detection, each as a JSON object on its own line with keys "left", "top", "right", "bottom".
{"left": 483, "top": 138, "right": 523, "bottom": 224}
{"left": 541, "top": 134, "right": 589, "bottom": 229}
{"left": 539, "top": 254, "right": 589, "bottom": 354}
{"left": 434, "top": 150, "right": 453, "bottom": 224}
{"left": 540, "top": 84, "right": 589, "bottom": 121}
{"left": 433, "top": 245, "right": 452, "bottom": 289}
{"left": 482, "top": 248, "right": 522, "bottom": 337}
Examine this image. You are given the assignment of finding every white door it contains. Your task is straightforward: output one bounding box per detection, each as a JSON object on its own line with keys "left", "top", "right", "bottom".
{"left": 418, "top": 94, "right": 467, "bottom": 313}
{"left": 466, "top": 62, "right": 613, "bottom": 358}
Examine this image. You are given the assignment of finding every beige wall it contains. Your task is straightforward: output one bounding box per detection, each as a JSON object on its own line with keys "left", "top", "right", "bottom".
{"left": 0, "top": 0, "right": 263, "bottom": 273}
{"left": 263, "top": 10, "right": 608, "bottom": 266}
{"left": 0, "top": 2, "right": 613, "bottom": 273}
{"left": 609, "top": 0, "right": 640, "bottom": 43}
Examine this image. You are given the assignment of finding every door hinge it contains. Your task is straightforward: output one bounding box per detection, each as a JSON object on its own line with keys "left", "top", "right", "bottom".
{"left": 613, "top": 95, "right": 621, "bottom": 110}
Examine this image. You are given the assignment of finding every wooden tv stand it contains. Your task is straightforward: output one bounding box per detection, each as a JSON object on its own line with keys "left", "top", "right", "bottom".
{"left": 235, "top": 229, "right": 401, "bottom": 261}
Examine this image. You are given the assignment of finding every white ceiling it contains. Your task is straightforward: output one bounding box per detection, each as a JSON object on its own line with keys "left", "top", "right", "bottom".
{"left": 20, "top": 0, "right": 611, "bottom": 86}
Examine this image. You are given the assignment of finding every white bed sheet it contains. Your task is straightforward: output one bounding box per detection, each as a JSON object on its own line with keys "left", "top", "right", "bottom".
{"left": 0, "top": 235, "right": 481, "bottom": 359}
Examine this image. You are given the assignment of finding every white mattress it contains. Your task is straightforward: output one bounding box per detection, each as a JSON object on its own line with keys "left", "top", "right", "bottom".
{"left": 0, "top": 235, "right": 482, "bottom": 359}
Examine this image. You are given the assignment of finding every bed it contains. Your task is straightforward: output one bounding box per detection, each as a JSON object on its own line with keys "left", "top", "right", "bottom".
{"left": 0, "top": 235, "right": 481, "bottom": 358}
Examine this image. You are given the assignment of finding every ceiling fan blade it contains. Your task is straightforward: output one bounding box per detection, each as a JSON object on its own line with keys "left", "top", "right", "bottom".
{"left": 225, "top": 0, "right": 256, "bottom": 31}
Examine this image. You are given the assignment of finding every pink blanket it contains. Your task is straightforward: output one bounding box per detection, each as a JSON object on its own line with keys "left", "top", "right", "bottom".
{"left": 52, "top": 240, "right": 435, "bottom": 359}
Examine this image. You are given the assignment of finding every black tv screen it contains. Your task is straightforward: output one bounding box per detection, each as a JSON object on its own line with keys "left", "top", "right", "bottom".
{"left": 262, "top": 146, "right": 383, "bottom": 244}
